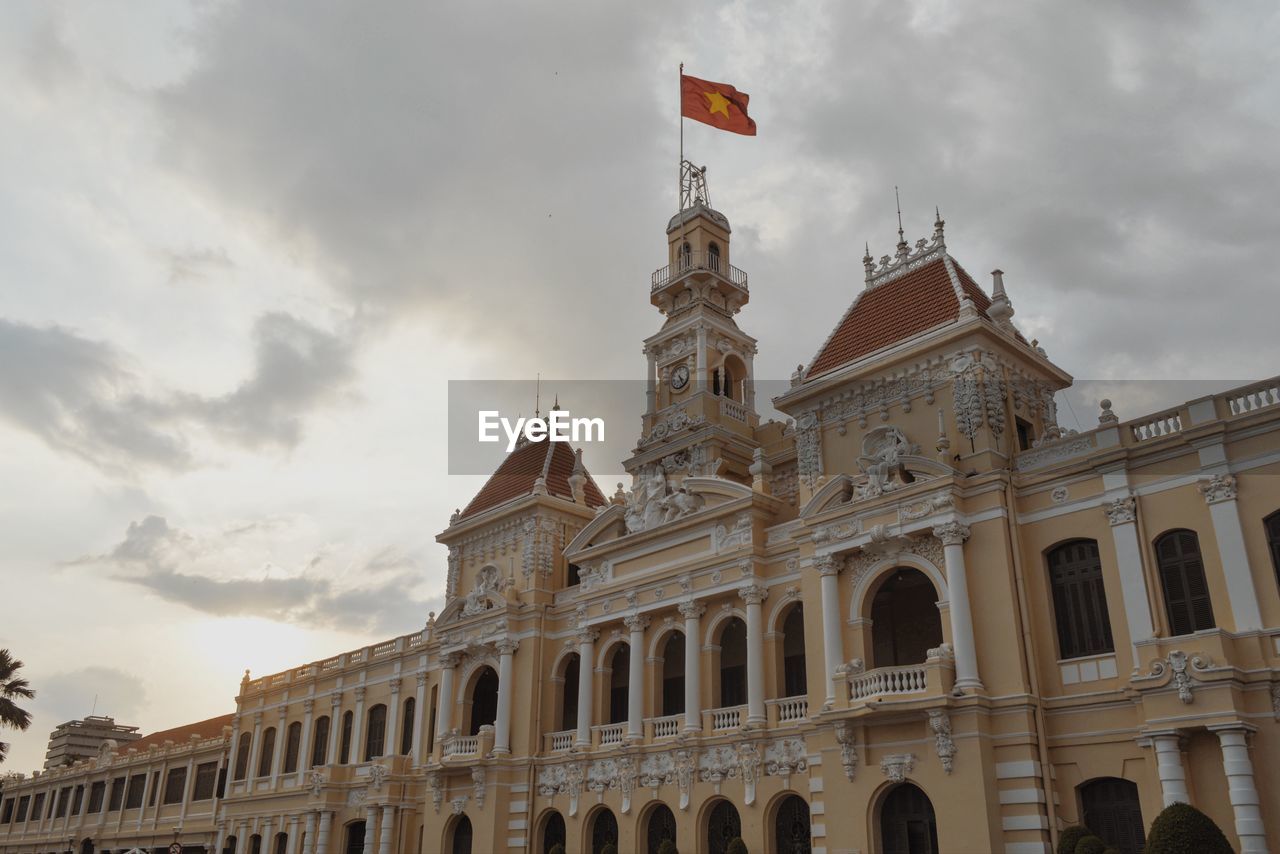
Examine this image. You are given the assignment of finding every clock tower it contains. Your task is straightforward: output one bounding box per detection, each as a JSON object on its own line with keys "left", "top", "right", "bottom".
{"left": 627, "top": 162, "right": 762, "bottom": 484}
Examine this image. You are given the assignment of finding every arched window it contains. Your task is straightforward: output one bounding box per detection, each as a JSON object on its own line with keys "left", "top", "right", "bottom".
{"left": 707, "top": 800, "right": 742, "bottom": 854}
{"left": 344, "top": 821, "right": 365, "bottom": 854}
{"left": 273, "top": 832, "right": 287, "bottom": 854}
{"left": 250, "top": 834, "right": 263, "bottom": 854}
{"left": 719, "top": 618, "right": 748, "bottom": 707}
{"left": 708, "top": 242, "right": 721, "bottom": 272}
{"left": 608, "top": 645, "right": 629, "bottom": 724}
{"left": 222, "top": 836, "right": 237, "bottom": 854}
{"left": 311, "top": 716, "right": 330, "bottom": 767}
{"left": 1155, "top": 530, "right": 1215, "bottom": 635}
{"left": 364, "top": 704, "right": 387, "bottom": 761}
{"left": 540, "top": 811, "right": 566, "bottom": 854}
{"left": 232, "top": 733, "right": 250, "bottom": 781}
{"left": 400, "top": 696, "right": 415, "bottom": 755}
{"left": 449, "top": 814, "right": 472, "bottom": 854}
{"left": 469, "top": 667, "right": 499, "bottom": 735}
{"left": 661, "top": 633, "right": 685, "bottom": 717}
{"left": 590, "top": 808, "right": 618, "bottom": 854}
{"left": 1047, "top": 539, "right": 1114, "bottom": 659}
{"left": 1265, "top": 511, "right": 1280, "bottom": 586}
{"left": 870, "top": 568, "right": 944, "bottom": 667}
{"left": 561, "top": 655, "right": 579, "bottom": 731}
{"left": 774, "top": 794, "right": 811, "bottom": 854}
{"left": 880, "top": 783, "right": 938, "bottom": 854}
{"left": 339, "top": 711, "right": 353, "bottom": 764}
{"left": 645, "top": 803, "right": 677, "bottom": 854}
{"left": 427, "top": 686, "right": 438, "bottom": 755}
{"left": 1080, "top": 777, "right": 1145, "bottom": 854}
{"left": 283, "top": 721, "right": 302, "bottom": 773}
{"left": 782, "top": 605, "right": 807, "bottom": 697}
{"left": 680, "top": 242, "right": 692, "bottom": 270}
{"left": 256, "top": 727, "right": 276, "bottom": 778}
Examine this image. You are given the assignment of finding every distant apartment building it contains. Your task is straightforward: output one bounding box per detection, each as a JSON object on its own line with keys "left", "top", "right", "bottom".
{"left": 44, "top": 718, "right": 141, "bottom": 771}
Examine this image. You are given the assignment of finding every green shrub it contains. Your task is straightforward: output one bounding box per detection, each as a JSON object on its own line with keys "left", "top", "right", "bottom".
{"left": 726, "top": 838, "right": 748, "bottom": 854}
{"left": 1143, "top": 802, "right": 1232, "bottom": 854}
{"left": 1074, "top": 836, "right": 1106, "bottom": 854}
{"left": 548, "top": 845, "right": 565, "bottom": 854}
{"left": 657, "top": 840, "right": 679, "bottom": 854}
{"left": 1058, "top": 826, "right": 1093, "bottom": 854}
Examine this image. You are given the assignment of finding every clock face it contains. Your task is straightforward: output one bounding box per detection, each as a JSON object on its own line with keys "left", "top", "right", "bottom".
{"left": 670, "top": 364, "right": 690, "bottom": 390}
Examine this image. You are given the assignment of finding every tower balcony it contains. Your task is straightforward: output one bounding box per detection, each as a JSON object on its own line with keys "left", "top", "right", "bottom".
{"left": 651, "top": 251, "right": 749, "bottom": 295}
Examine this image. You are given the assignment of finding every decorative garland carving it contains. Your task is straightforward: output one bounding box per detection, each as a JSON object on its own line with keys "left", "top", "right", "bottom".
{"left": 796, "top": 410, "right": 823, "bottom": 487}
{"left": 879, "top": 753, "right": 915, "bottom": 782}
{"left": 833, "top": 720, "right": 857, "bottom": 781}
{"left": 928, "top": 710, "right": 956, "bottom": 773}
{"left": 1146, "top": 650, "right": 1212, "bottom": 704}
{"left": 763, "top": 737, "right": 808, "bottom": 779}
{"left": 1105, "top": 497, "right": 1137, "bottom": 526}
{"left": 1198, "top": 474, "right": 1237, "bottom": 505}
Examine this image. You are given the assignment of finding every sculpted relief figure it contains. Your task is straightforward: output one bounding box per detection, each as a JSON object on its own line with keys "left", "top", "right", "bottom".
{"left": 857, "top": 426, "right": 917, "bottom": 498}
{"left": 623, "top": 465, "right": 705, "bottom": 533}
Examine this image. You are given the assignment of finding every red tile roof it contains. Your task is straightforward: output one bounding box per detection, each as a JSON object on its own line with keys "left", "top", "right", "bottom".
{"left": 458, "top": 438, "right": 606, "bottom": 521}
{"left": 807, "top": 256, "right": 999, "bottom": 377}
{"left": 125, "top": 714, "right": 234, "bottom": 752}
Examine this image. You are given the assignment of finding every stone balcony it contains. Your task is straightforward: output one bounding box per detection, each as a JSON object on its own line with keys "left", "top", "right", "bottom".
{"left": 840, "top": 649, "right": 956, "bottom": 712}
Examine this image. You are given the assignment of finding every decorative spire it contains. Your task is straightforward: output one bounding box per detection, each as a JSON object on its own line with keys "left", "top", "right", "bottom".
{"left": 932, "top": 206, "right": 946, "bottom": 247}
{"left": 894, "top": 186, "right": 909, "bottom": 260}
{"left": 987, "top": 268, "right": 1015, "bottom": 330}
{"left": 863, "top": 242, "right": 874, "bottom": 278}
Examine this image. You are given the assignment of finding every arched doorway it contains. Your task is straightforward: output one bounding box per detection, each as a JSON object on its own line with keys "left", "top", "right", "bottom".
{"left": 707, "top": 799, "right": 743, "bottom": 854}
{"left": 1080, "top": 777, "right": 1145, "bottom": 854}
{"left": 343, "top": 822, "right": 365, "bottom": 854}
{"left": 80, "top": 840, "right": 95, "bottom": 854}
{"left": 540, "top": 810, "right": 566, "bottom": 854}
{"left": 661, "top": 633, "right": 685, "bottom": 716}
{"left": 608, "top": 645, "right": 630, "bottom": 724}
{"left": 273, "top": 832, "right": 287, "bottom": 854}
{"left": 222, "top": 836, "right": 236, "bottom": 854}
{"left": 718, "top": 618, "right": 748, "bottom": 707}
{"left": 590, "top": 807, "right": 618, "bottom": 854}
{"left": 781, "top": 605, "right": 807, "bottom": 697}
{"left": 468, "top": 667, "right": 499, "bottom": 735}
{"left": 870, "top": 569, "right": 943, "bottom": 667}
{"left": 447, "top": 814, "right": 473, "bottom": 854}
{"left": 560, "top": 654, "right": 579, "bottom": 731}
{"left": 880, "top": 783, "right": 938, "bottom": 854}
{"left": 774, "top": 794, "right": 811, "bottom": 854}
{"left": 645, "top": 802, "right": 677, "bottom": 854}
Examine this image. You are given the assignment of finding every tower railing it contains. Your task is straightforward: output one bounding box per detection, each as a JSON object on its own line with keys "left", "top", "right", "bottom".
{"left": 652, "top": 250, "right": 749, "bottom": 292}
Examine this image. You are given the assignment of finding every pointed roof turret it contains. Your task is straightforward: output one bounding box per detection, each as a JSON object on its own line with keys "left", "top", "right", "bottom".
{"left": 456, "top": 437, "right": 606, "bottom": 521}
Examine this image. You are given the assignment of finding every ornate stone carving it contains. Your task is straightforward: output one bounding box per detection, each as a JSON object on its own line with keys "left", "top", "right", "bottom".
{"left": 450, "top": 797, "right": 468, "bottom": 816}
{"left": 931, "top": 521, "right": 970, "bottom": 547}
{"left": 1105, "top": 497, "right": 1137, "bottom": 526}
{"left": 537, "top": 761, "right": 586, "bottom": 816}
{"left": 446, "top": 546, "right": 461, "bottom": 601}
{"left": 639, "top": 405, "right": 706, "bottom": 448}
{"left": 1050, "top": 486, "right": 1069, "bottom": 504}
{"left": 811, "top": 520, "right": 861, "bottom": 544}
{"left": 346, "top": 788, "right": 366, "bottom": 807}
{"left": 1198, "top": 474, "right": 1237, "bottom": 504}
{"left": 738, "top": 584, "right": 768, "bottom": 606}
{"left": 928, "top": 710, "right": 956, "bottom": 773}
{"left": 1147, "top": 650, "right": 1212, "bottom": 704}
{"left": 495, "top": 638, "right": 519, "bottom": 656}
{"left": 1017, "top": 435, "right": 1092, "bottom": 472}
{"left": 833, "top": 720, "right": 857, "bottom": 780}
{"left": 427, "top": 770, "right": 444, "bottom": 813}
{"left": 674, "top": 749, "right": 695, "bottom": 811}
{"left": 623, "top": 614, "right": 650, "bottom": 633}
{"left": 714, "top": 512, "right": 753, "bottom": 552}
{"left": 900, "top": 493, "right": 954, "bottom": 521}
{"left": 1271, "top": 683, "right": 1280, "bottom": 720}
{"left": 617, "top": 755, "right": 637, "bottom": 814}
{"left": 953, "top": 369, "right": 983, "bottom": 441}
{"left": 367, "top": 763, "right": 389, "bottom": 791}
{"left": 763, "top": 737, "right": 808, "bottom": 779}
{"left": 677, "top": 600, "right": 705, "bottom": 620}
{"left": 462, "top": 564, "right": 506, "bottom": 616}
{"left": 622, "top": 465, "right": 706, "bottom": 534}
{"left": 471, "top": 766, "right": 486, "bottom": 809}
{"left": 796, "top": 410, "right": 823, "bottom": 487}
{"left": 983, "top": 371, "right": 1007, "bottom": 436}
{"left": 856, "top": 426, "right": 918, "bottom": 498}
{"left": 639, "top": 752, "right": 675, "bottom": 790}
{"left": 880, "top": 753, "right": 915, "bottom": 782}
{"left": 770, "top": 463, "right": 799, "bottom": 506}
{"left": 738, "top": 742, "right": 761, "bottom": 806}
{"left": 308, "top": 769, "right": 326, "bottom": 797}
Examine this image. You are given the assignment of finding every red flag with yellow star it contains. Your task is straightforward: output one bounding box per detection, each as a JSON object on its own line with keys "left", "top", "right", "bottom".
{"left": 681, "top": 73, "right": 757, "bottom": 136}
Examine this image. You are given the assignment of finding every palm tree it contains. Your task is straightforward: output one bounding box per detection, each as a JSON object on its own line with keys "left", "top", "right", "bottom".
{"left": 0, "top": 650, "right": 35, "bottom": 763}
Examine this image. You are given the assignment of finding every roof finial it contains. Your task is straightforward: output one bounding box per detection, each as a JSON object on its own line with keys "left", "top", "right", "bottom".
{"left": 932, "top": 205, "right": 946, "bottom": 246}
{"left": 552, "top": 394, "right": 560, "bottom": 411}
{"left": 534, "top": 373, "right": 541, "bottom": 420}
{"left": 894, "top": 186, "right": 909, "bottom": 259}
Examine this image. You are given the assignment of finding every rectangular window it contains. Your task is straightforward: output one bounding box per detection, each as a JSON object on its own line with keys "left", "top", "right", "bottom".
{"left": 148, "top": 771, "right": 159, "bottom": 806}
{"left": 2, "top": 798, "right": 14, "bottom": 823}
{"left": 71, "top": 785, "right": 83, "bottom": 816}
{"left": 16, "top": 795, "right": 30, "bottom": 823}
{"left": 162, "top": 767, "right": 187, "bottom": 805}
{"left": 192, "top": 762, "right": 218, "bottom": 801}
{"left": 54, "top": 787, "right": 70, "bottom": 818}
{"left": 87, "top": 782, "right": 104, "bottom": 814}
{"left": 30, "top": 793, "right": 45, "bottom": 821}
{"left": 310, "top": 716, "right": 330, "bottom": 767}
{"left": 283, "top": 722, "right": 302, "bottom": 773}
{"left": 109, "top": 776, "right": 126, "bottom": 811}
{"left": 124, "top": 773, "right": 146, "bottom": 810}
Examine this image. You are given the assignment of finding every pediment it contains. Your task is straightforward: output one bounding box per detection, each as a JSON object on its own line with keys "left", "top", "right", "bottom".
{"left": 565, "top": 503, "right": 627, "bottom": 554}
{"left": 800, "top": 455, "right": 956, "bottom": 519}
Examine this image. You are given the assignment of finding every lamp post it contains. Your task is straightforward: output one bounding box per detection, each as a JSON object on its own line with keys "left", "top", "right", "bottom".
{"left": 66, "top": 834, "right": 74, "bottom": 854}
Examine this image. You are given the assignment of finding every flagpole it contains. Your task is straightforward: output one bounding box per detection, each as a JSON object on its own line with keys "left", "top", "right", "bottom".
{"left": 678, "top": 62, "right": 684, "bottom": 212}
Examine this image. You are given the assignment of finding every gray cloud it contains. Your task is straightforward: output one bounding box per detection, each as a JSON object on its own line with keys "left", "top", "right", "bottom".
{"left": 87, "top": 515, "right": 438, "bottom": 633}
{"left": 33, "top": 666, "right": 148, "bottom": 730}
{"left": 0, "top": 311, "right": 357, "bottom": 474}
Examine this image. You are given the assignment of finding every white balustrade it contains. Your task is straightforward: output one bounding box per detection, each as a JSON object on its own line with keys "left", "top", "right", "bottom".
{"left": 649, "top": 715, "right": 682, "bottom": 740}
{"left": 768, "top": 696, "right": 809, "bottom": 723}
{"left": 848, "top": 665, "right": 929, "bottom": 701}
{"left": 711, "top": 706, "right": 745, "bottom": 731}
{"left": 722, "top": 399, "right": 748, "bottom": 422}
{"left": 1128, "top": 410, "right": 1183, "bottom": 442}
{"left": 1226, "top": 379, "right": 1280, "bottom": 416}
{"left": 548, "top": 730, "right": 574, "bottom": 753}
{"left": 443, "top": 735, "right": 478, "bottom": 757}
{"left": 594, "top": 723, "right": 625, "bottom": 747}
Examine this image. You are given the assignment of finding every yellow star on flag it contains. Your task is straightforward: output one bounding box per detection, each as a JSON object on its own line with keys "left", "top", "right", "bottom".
{"left": 703, "top": 90, "right": 732, "bottom": 118}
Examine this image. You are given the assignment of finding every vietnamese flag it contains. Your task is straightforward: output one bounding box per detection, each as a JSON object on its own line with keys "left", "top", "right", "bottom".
{"left": 681, "top": 73, "right": 757, "bottom": 136}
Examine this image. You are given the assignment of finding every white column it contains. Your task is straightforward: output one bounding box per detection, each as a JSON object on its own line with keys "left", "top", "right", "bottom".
{"left": 1151, "top": 733, "right": 1189, "bottom": 807}
{"left": 304, "top": 812, "right": 317, "bottom": 854}
{"left": 350, "top": 687, "right": 366, "bottom": 764}
{"left": 316, "top": 811, "right": 332, "bottom": 854}
{"left": 248, "top": 713, "right": 264, "bottom": 779}
{"left": 285, "top": 816, "right": 300, "bottom": 854}
{"left": 494, "top": 639, "right": 518, "bottom": 755}
{"left": 236, "top": 821, "right": 249, "bottom": 854}
{"left": 1214, "top": 727, "right": 1268, "bottom": 853}
{"left": 815, "top": 554, "right": 845, "bottom": 707}
{"left": 261, "top": 817, "right": 274, "bottom": 852}
{"left": 299, "top": 699, "right": 315, "bottom": 772}
{"left": 270, "top": 708, "right": 287, "bottom": 784}
{"left": 645, "top": 349, "right": 657, "bottom": 414}
{"left": 740, "top": 584, "right": 768, "bottom": 725}
{"left": 695, "top": 323, "right": 708, "bottom": 392}
{"left": 377, "top": 805, "right": 396, "bottom": 854}
{"left": 326, "top": 695, "right": 342, "bottom": 765}
{"left": 213, "top": 821, "right": 227, "bottom": 854}
{"left": 1105, "top": 497, "right": 1156, "bottom": 669}
{"left": 384, "top": 679, "right": 401, "bottom": 758}
{"left": 575, "top": 629, "right": 597, "bottom": 747}
{"left": 933, "top": 522, "right": 983, "bottom": 691}
{"left": 624, "top": 614, "right": 649, "bottom": 741}
{"left": 436, "top": 654, "right": 458, "bottom": 745}
{"left": 679, "top": 600, "right": 704, "bottom": 732}
{"left": 412, "top": 671, "right": 428, "bottom": 765}
{"left": 1201, "top": 477, "right": 1264, "bottom": 631}
{"left": 362, "top": 805, "right": 376, "bottom": 854}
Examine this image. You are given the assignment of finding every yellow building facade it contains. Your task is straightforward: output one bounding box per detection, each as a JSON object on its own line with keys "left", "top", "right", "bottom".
{"left": 3, "top": 184, "right": 1280, "bottom": 854}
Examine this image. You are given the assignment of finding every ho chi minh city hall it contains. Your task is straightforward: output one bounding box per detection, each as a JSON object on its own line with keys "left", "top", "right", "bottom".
{"left": 4, "top": 171, "right": 1280, "bottom": 854}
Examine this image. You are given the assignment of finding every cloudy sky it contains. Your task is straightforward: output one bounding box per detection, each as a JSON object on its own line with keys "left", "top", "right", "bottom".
{"left": 2, "top": 0, "right": 1278, "bottom": 772}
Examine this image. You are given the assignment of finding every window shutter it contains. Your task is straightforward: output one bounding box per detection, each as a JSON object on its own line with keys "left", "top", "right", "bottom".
{"left": 1156, "top": 530, "right": 1214, "bottom": 636}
